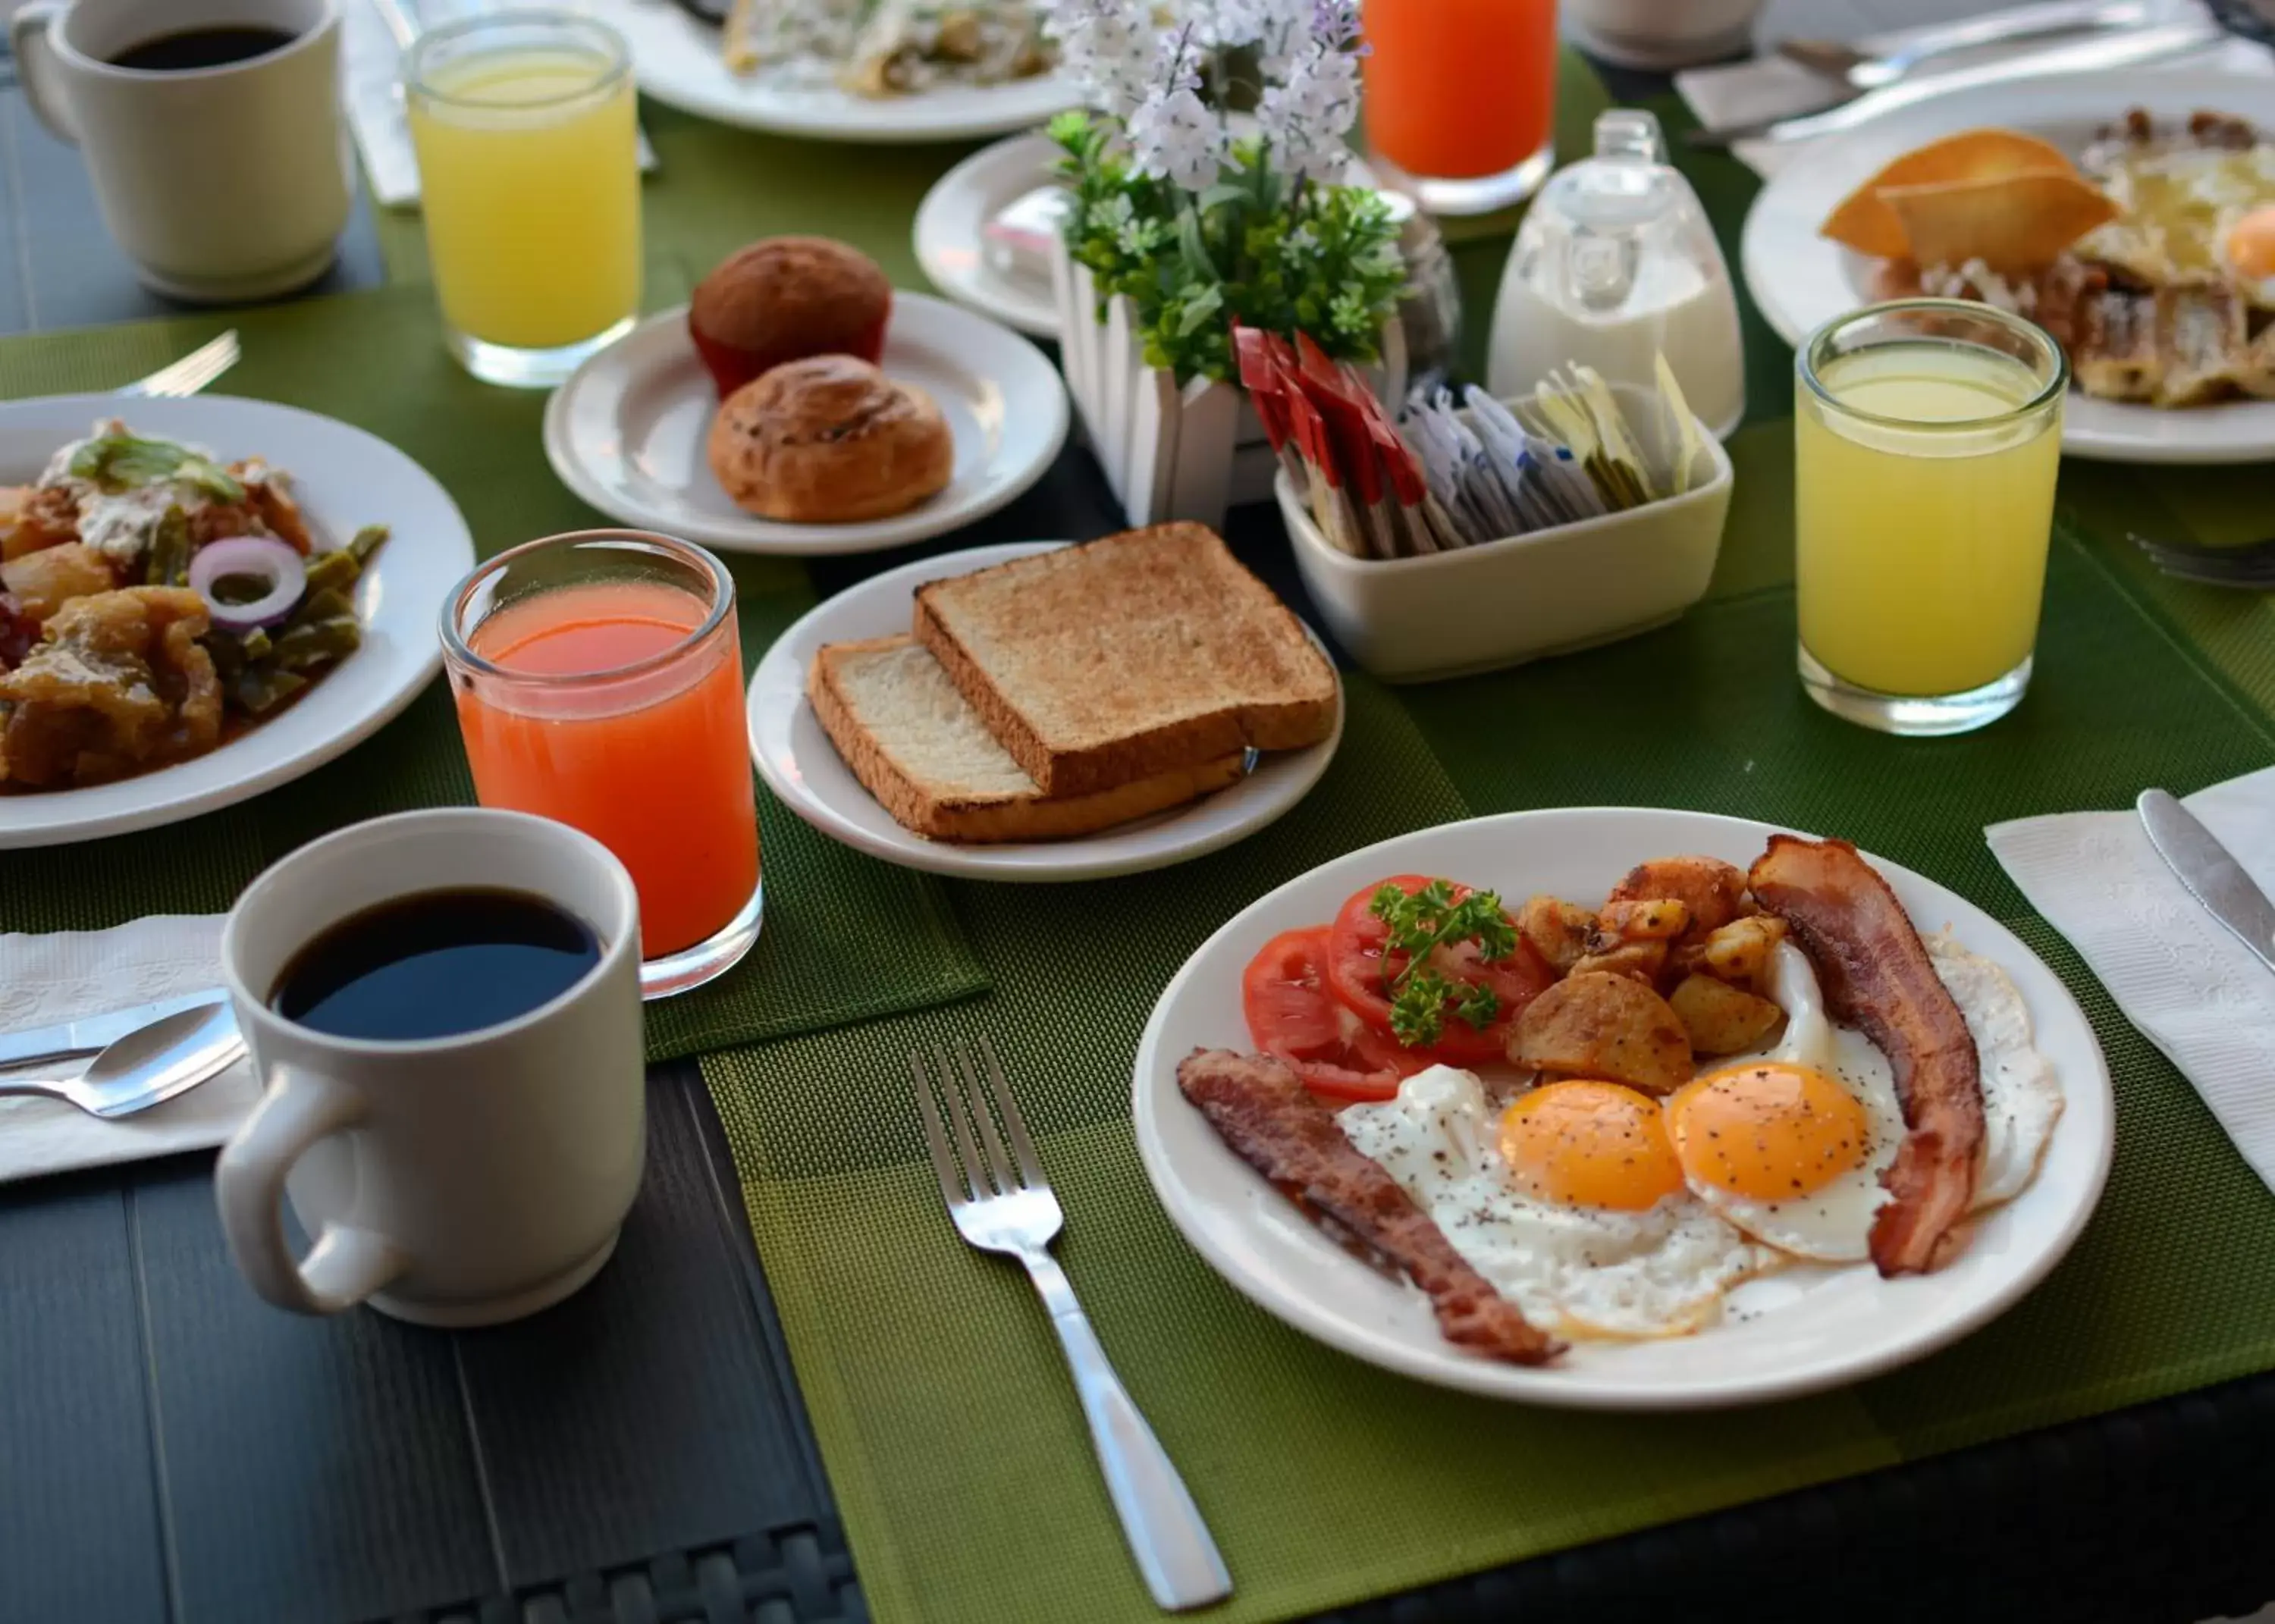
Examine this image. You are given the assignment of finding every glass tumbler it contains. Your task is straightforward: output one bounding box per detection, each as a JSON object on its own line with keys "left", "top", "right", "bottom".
{"left": 1362, "top": 0, "right": 1559, "bottom": 216}
{"left": 441, "top": 531, "right": 761, "bottom": 999}
{"left": 1794, "top": 299, "right": 2068, "bottom": 737}
{"left": 404, "top": 11, "right": 642, "bottom": 387}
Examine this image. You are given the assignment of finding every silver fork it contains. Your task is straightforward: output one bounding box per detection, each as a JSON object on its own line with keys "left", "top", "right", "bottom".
{"left": 913, "top": 1039, "right": 1232, "bottom": 1613}
{"left": 118, "top": 330, "right": 241, "bottom": 399}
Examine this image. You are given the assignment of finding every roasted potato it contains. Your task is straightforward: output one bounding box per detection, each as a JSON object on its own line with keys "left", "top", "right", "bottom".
{"left": 0, "top": 541, "right": 115, "bottom": 621}
{"left": 1668, "top": 974, "right": 1787, "bottom": 1057}
{"left": 1510, "top": 971, "right": 1693, "bottom": 1095}
{"left": 1570, "top": 939, "right": 1669, "bottom": 984}
{"left": 1671, "top": 915, "right": 1790, "bottom": 990}
{"left": 1518, "top": 895, "right": 1597, "bottom": 974}
{"left": 1593, "top": 898, "right": 1691, "bottom": 942}
{"left": 1606, "top": 857, "right": 1750, "bottom": 945}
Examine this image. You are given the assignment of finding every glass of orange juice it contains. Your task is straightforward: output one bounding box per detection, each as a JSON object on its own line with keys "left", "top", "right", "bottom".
{"left": 404, "top": 11, "right": 641, "bottom": 387}
{"left": 441, "top": 531, "right": 761, "bottom": 999}
{"left": 1795, "top": 301, "right": 2068, "bottom": 736}
{"left": 1363, "top": 0, "right": 1558, "bottom": 215}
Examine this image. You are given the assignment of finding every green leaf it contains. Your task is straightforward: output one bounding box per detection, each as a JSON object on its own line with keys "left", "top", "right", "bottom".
{"left": 67, "top": 432, "right": 244, "bottom": 502}
{"left": 1195, "top": 183, "right": 1249, "bottom": 213}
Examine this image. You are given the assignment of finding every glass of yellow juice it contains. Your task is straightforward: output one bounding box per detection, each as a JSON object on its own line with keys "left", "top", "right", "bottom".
{"left": 1795, "top": 299, "right": 2067, "bottom": 736}
{"left": 404, "top": 12, "right": 640, "bottom": 388}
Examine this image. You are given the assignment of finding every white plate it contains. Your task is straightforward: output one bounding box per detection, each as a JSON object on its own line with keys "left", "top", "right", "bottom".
{"left": 0, "top": 394, "right": 474, "bottom": 850}
{"left": 747, "top": 541, "right": 1344, "bottom": 881}
{"left": 1132, "top": 808, "right": 2116, "bottom": 1409}
{"left": 543, "top": 295, "right": 1069, "bottom": 556}
{"left": 1741, "top": 69, "right": 2275, "bottom": 465}
{"left": 590, "top": 0, "right": 1081, "bottom": 142}
{"left": 913, "top": 133, "right": 1062, "bottom": 338}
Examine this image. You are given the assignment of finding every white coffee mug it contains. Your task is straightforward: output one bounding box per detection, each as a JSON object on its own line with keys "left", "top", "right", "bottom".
{"left": 11, "top": 0, "right": 353, "bottom": 302}
{"left": 215, "top": 808, "right": 648, "bottom": 1328}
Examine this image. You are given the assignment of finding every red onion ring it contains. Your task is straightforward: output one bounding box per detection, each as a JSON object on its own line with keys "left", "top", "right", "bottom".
{"left": 188, "top": 535, "right": 306, "bottom": 631}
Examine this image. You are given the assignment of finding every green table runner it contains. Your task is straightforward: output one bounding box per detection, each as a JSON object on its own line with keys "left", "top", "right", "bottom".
{"left": 695, "top": 56, "right": 2275, "bottom": 1624}
{"left": 0, "top": 290, "right": 987, "bottom": 1060}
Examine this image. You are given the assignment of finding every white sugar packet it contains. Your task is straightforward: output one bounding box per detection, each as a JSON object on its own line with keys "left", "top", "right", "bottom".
{"left": 1675, "top": 1, "right": 2270, "bottom": 178}
{"left": 0, "top": 915, "right": 254, "bottom": 1185}
{"left": 1987, "top": 767, "right": 2275, "bottom": 1197}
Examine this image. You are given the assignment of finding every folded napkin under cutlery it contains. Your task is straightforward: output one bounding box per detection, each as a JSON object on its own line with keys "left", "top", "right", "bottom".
{"left": 1675, "top": 1, "right": 2273, "bottom": 177}
{"left": 0, "top": 914, "right": 255, "bottom": 1185}
{"left": 1988, "top": 767, "right": 2275, "bottom": 1196}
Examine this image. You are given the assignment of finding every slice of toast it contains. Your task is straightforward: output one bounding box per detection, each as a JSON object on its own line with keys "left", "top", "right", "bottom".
{"left": 912, "top": 524, "right": 1338, "bottom": 797}
{"left": 808, "top": 635, "right": 1246, "bottom": 844}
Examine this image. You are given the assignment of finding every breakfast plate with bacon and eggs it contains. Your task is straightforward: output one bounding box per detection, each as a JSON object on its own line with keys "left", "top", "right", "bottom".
{"left": 1131, "top": 807, "right": 2114, "bottom": 1409}
{"left": 1743, "top": 69, "right": 2275, "bottom": 463}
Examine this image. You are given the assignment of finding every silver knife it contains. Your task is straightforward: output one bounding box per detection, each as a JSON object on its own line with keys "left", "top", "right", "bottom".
{"left": 1689, "top": 20, "right": 2223, "bottom": 149}
{"left": 0, "top": 989, "right": 232, "bottom": 1073}
{"left": 2138, "top": 789, "right": 2275, "bottom": 980}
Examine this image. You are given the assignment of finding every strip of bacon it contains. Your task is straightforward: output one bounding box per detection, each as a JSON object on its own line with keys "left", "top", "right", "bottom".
{"left": 1748, "top": 836, "right": 1985, "bottom": 1275}
{"left": 1175, "top": 1049, "right": 1564, "bottom": 1365}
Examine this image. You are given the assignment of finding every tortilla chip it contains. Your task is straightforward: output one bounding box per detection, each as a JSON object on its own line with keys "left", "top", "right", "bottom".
{"left": 1820, "top": 129, "right": 2079, "bottom": 259}
{"left": 1880, "top": 171, "right": 2120, "bottom": 273}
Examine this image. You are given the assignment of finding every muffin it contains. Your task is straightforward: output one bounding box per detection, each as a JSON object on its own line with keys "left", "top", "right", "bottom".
{"left": 688, "top": 237, "right": 893, "bottom": 399}
{"left": 708, "top": 356, "right": 954, "bottom": 524}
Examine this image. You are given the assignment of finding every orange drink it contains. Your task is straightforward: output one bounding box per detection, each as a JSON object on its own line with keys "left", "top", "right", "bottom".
{"left": 1363, "top": 0, "right": 1558, "bottom": 215}
{"left": 442, "top": 531, "right": 761, "bottom": 998}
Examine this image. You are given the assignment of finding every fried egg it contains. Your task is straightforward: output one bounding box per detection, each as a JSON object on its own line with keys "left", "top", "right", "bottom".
{"left": 1339, "top": 1068, "right": 1774, "bottom": 1340}
{"left": 2228, "top": 204, "right": 2275, "bottom": 306}
{"left": 2082, "top": 143, "right": 2275, "bottom": 309}
{"left": 1667, "top": 939, "right": 2064, "bottom": 1262}
{"left": 1667, "top": 943, "right": 1906, "bottom": 1262}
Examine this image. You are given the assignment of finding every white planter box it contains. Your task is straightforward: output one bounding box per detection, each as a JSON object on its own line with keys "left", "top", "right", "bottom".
{"left": 1050, "top": 237, "right": 1407, "bottom": 530}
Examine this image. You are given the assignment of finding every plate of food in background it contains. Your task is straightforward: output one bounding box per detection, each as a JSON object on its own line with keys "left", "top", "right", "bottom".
{"left": 1133, "top": 807, "right": 2116, "bottom": 1408}
{"left": 0, "top": 395, "right": 475, "bottom": 848}
{"left": 1741, "top": 70, "right": 2275, "bottom": 463}
{"left": 544, "top": 237, "right": 1068, "bottom": 554}
{"left": 588, "top": 0, "right": 1081, "bottom": 142}
{"left": 746, "top": 530, "right": 1345, "bottom": 879}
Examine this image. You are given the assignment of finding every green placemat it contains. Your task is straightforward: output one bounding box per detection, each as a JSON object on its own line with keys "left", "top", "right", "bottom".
{"left": 0, "top": 287, "right": 987, "bottom": 1061}
{"left": 696, "top": 54, "right": 2275, "bottom": 1622}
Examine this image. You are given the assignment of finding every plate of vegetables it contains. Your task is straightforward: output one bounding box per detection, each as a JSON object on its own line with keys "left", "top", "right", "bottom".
{"left": 0, "top": 394, "right": 475, "bottom": 848}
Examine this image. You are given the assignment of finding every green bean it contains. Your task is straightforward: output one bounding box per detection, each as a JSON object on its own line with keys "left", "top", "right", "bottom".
{"left": 236, "top": 666, "right": 307, "bottom": 714}
{"left": 203, "top": 631, "right": 245, "bottom": 684}
{"left": 275, "top": 586, "right": 354, "bottom": 636}
{"left": 269, "top": 616, "right": 362, "bottom": 672}
{"left": 346, "top": 525, "right": 389, "bottom": 564}
{"left": 145, "top": 507, "right": 191, "bottom": 587}
{"left": 299, "top": 550, "right": 360, "bottom": 598}
{"left": 237, "top": 626, "right": 272, "bottom": 663}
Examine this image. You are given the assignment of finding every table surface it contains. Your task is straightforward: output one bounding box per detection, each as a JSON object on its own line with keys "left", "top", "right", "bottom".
{"left": 7, "top": 5, "right": 2275, "bottom": 1623}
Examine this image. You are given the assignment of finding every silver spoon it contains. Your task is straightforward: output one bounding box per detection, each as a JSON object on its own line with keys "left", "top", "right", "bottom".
{"left": 0, "top": 1002, "right": 246, "bottom": 1121}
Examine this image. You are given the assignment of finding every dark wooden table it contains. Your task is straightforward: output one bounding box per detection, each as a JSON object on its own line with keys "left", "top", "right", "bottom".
{"left": 6, "top": 6, "right": 2275, "bottom": 1622}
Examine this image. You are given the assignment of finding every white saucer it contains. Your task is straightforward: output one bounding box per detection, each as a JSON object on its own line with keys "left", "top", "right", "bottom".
{"left": 913, "top": 133, "right": 1063, "bottom": 339}
{"left": 541, "top": 295, "right": 1069, "bottom": 556}
{"left": 747, "top": 541, "right": 1345, "bottom": 882}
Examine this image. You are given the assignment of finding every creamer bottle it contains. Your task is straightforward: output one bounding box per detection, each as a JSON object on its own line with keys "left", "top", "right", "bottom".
{"left": 1486, "top": 109, "right": 1746, "bottom": 437}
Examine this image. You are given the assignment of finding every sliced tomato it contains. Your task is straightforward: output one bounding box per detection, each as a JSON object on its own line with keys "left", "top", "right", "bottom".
{"left": 1324, "top": 874, "right": 1553, "bottom": 1063}
{"left": 1242, "top": 927, "right": 1429, "bottom": 1101}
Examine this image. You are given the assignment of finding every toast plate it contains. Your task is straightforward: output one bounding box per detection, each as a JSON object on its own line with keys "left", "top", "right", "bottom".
{"left": 746, "top": 541, "right": 1345, "bottom": 882}
{"left": 1741, "top": 67, "right": 2275, "bottom": 465}
{"left": 542, "top": 296, "right": 1069, "bottom": 556}
{"left": 581, "top": 0, "right": 1083, "bottom": 143}
{"left": 1132, "top": 808, "right": 2115, "bottom": 1409}
{"left": 0, "top": 394, "right": 473, "bottom": 849}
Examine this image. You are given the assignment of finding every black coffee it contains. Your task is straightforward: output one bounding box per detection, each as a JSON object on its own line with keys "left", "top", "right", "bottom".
{"left": 272, "top": 889, "right": 601, "bottom": 1042}
{"left": 110, "top": 26, "right": 297, "bottom": 73}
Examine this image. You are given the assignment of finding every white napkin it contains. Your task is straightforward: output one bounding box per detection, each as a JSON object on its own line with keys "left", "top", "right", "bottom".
{"left": 1674, "top": 2, "right": 2273, "bottom": 177}
{"left": 344, "top": 0, "right": 658, "bottom": 210}
{"left": 0, "top": 915, "right": 257, "bottom": 1186}
{"left": 1988, "top": 767, "right": 2275, "bottom": 1196}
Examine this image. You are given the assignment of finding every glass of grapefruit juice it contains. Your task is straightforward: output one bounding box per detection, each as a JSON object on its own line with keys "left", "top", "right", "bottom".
{"left": 441, "top": 531, "right": 761, "bottom": 999}
{"left": 1363, "top": 0, "right": 1559, "bottom": 215}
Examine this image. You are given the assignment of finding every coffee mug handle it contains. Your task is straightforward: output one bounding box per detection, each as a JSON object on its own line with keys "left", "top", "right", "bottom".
{"left": 11, "top": 4, "right": 77, "bottom": 146}
{"left": 215, "top": 1064, "right": 410, "bottom": 1315}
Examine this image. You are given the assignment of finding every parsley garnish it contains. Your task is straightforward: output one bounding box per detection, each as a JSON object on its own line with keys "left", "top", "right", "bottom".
{"left": 1368, "top": 880, "right": 1518, "bottom": 1047}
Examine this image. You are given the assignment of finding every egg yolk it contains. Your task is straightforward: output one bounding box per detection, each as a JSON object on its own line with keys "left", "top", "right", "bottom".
{"left": 2230, "top": 206, "right": 2275, "bottom": 282}
{"left": 1498, "top": 1080, "right": 1686, "bottom": 1212}
{"left": 1668, "top": 1064, "right": 1872, "bottom": 1202}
